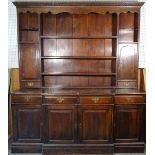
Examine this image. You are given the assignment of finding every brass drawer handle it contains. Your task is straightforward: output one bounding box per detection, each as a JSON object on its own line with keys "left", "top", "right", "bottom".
{"left": 27, "top": 82, "right": 34, "bottom": 87}
{"left": 126, "top": 97, "right": 133, "bottom": 102}
{"left": 57, "top": 97, "right": 64, "bottom": 103}
{"left": 92, "top": 97, "right": 99, "bottom": 103}
{"left": 24, "top": 96, "right": 31, "bottom": 102}
{"left": 125, "top": 82, "right": 129, "bottom": 87}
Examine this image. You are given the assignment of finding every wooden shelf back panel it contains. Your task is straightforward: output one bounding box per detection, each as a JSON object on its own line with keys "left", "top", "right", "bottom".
{"left": 119, "top": 12, "right": 138, "bottom": 42}
{"left": 42, "top": 39, "right": 116, "bottom": 57}
{"left": 19, "top": 31, "right": 39, "bottom": 42}
{"left": 119, "top": 12, "right": 138, "bottom": 29}
{"left": 41, "top": 12, "right": 117, "bottom": 37}
{"left": 19, "top": 13, "right": 39, "bottom": 29}
{"left": 43, "top": 76, "right": 114, "bottom": 87}
{"left": 43, "top": 59, "right": 114, "bottom": 73}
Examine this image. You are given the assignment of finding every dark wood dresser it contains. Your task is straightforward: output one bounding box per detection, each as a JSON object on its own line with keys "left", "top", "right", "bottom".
{"left": 11, "top": 1, "right": 146, "bottom": 154}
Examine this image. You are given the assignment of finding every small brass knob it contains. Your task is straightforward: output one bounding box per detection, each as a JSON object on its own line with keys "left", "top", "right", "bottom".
{"left": 57, "top": 97, "right": 64, "bottom": 103}
{"left": 125, "top": 82, "right": 129, "bottom": 87}
{"left": 126, "top": 97, "right": 133, "bottom": 102}
{"left": 92, "top": 97, "right": 99, "bottom": 103}
{"left": 27, "top": 82, "right": 34, "bottom": 87}
{"left": 25, "top": 96, "right": 31, "bottom": 102}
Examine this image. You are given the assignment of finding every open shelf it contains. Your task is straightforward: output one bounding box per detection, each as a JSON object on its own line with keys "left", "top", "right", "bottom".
{"left": 41, "top": 56, "right": 117, "bottom": 60}
{"left": 20, "top": 28, "right": 39, "bottom": 31}
{"left": 119, "top": 41, "right": 138, "bottom": 44}
{"left": 41, "top": 72, "right": 116, "bottom": 76}
{"left": 19, "top": 42, "right": 39, "bottom": 44}
{"left": 40, "top": 36, "right": 118, "bottom": 39}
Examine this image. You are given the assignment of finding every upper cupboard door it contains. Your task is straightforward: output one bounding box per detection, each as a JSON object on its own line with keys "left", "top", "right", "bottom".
{"left": 20, "top": 44, "right": 40, "bottom": 80}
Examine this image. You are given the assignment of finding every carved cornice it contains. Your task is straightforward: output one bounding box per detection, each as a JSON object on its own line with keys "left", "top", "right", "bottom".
{"left": 13, "top": 1, "right": 144, "bottom": 14}
{"left": 13, "top": 1, "right": 144, "bottom": 7}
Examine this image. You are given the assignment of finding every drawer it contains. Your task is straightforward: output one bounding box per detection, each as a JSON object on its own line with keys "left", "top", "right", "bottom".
{"left": 45, "top": 96, "right": 78, "bottom": 104}
{"left": 80, "top": 96, "right": 113, "bottom": 104}
{"left": 115, "top": 95, "right": 145, "bottom": 104}
{"left": 21, "top": 81, "right": 41, "bottom": 88}
{"left": 12, "top": 95, "right": 42, "bottom": 103}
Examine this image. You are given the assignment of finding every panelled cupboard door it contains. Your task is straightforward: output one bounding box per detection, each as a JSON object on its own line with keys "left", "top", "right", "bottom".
{"left": 79, "top": 105, "right": 113, "bottom": 144}
{"left": 12, "top": 105, "right": 41, "bottom": 143}
{"left": 44, "top": 105, "right": 77, "bottom": 144}
{"left": 115, "top": 104, "right": 144, "bottom": 143}
{"left": 19, "top": 44, "right": 40, "bottom": 88}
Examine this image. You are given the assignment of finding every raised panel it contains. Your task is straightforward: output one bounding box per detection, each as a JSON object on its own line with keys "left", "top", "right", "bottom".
{"left": 117, "top": 44, "right": 138, "bottom": 87}
{"left": 45, "top": 105, "right": 76, "bottom": 143}
{"left": 13, "top": 105, "right": 41, "bottom": 142}
{"left": 79, "top": 105, "right": 113, "bottom": 144}
{"left": 20, "top": 44, "right": 40, "bottom": 80}
{"left": 115, "top": 105, "right": 143, "bottom": 143}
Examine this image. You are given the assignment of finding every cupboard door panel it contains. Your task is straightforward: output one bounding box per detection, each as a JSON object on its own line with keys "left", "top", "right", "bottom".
{"left": 115, "top": 105, "right": 144, "bottom": 143}
{"left": 20, "top": 44, "right": 40, "bottom": 80}
{"left": 79, "top": 105, "right": 113, "bottom": 144}
{"left": 12, "top": 105, "right": 41, "bottom": 142}
{"left": 44, "top": 105, "right": 76, "bottom": 143}
{"left": 117, "top": 44, "right": 138, "bottom": 88}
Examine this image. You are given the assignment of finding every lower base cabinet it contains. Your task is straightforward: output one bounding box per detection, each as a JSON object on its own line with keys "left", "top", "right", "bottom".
{"left": 43, "top": 105, "right": 77, "bottom": 144}
{"left": 11, "top": 94, "right": 145, "bottom": 154}
{"left": 115, "top": 104, "right": 144, "bottom": 143}
{"left": 79, "top": 105, "right": 113, "bottom": 144}
{"left": 12, "top": 104, "right": 41, "bottom": 143}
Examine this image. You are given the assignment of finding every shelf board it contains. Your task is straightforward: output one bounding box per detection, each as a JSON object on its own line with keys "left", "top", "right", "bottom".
{"left": 41, "top": 56, "right": 117, "bottom": 60}
{"left": 42, "top": 86, "right": 116, "bottom": 89}
{"left": 41, "top": 72, "right": 116, "bottom": 76}
{"left": 19, "top": 42, "right": 39, "bottom": 44}
{"left": 40, "top": 36, "right": 117, "bottom": 39}
{"left": 119, "top": 41, "right": 138, "bottom": 44}
{"left": 119, "top": 28, "right": 138, "bottom": 31}
{"left": 20, "top": 28, "right": 39, "bottom": 31}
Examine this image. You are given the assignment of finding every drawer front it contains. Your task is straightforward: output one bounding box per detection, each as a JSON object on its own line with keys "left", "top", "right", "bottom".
{"left": 45, "top": 96, "right": 78, "bottom": 104}
{"left": 115, "top": 95, "right": 145, "bottom": 104}
{"left": 21, "top": 81, "right": 41, "bottom": 88}
{"left": 80, "top": 96, "right": 113, "bottom": 104}
{"left": 12, "top": 95, "right": 42, "bottom": 103}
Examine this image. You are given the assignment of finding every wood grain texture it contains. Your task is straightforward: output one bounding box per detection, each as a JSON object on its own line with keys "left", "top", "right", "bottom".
{"left": 11, "top": 2, "right": 145, "bottom": 154}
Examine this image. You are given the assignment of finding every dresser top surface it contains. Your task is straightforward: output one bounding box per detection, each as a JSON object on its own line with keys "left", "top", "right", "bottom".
{"left": 12, "top": 88, "right": 146, "bottom": 96}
